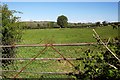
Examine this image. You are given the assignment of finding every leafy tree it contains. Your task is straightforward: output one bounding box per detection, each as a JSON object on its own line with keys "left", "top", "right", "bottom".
{"left": 102, "top": 21, "right": 108, "bottom": 26}
{"left": 57, "top": 15, "right": 68, "bottom": 28}
{"left": 1, "top": 4, "right": 23, "bottom": 66}
{"left": 96, "top": 22, "right": 101, "bottom": 27}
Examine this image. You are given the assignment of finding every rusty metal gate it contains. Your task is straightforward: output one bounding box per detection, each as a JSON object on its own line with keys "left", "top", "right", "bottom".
{"left": 1, "top": 43, "right": 96, "bottom": 79}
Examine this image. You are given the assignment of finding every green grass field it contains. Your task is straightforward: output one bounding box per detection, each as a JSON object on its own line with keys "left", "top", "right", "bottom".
{"left": 3, "top": 26, "right": 118, "bottom": 78}
{"left": 20, "top": 26, "right": 118, "bottom": 44}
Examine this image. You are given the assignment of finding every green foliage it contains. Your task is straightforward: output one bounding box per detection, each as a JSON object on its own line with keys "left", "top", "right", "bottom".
{"left": 2, "top": 4, "right": 22, "bottom": 44}
{"left": 21, "top": 21, "right": 119, "bottom": 29}
{"left": 2, "top": 4, "right": 23, "bottom": 65}
{"left": 95, "top": 22, "right": 101, "bottom": 27}
{"left": 47, "top": 22, "right": 55, "bottom": 28}
{"left": 102, "top": 21, "right": 108, "bottom": 26}
{"left": 57, "top": 15, "right": 68, "bottom": 28}
{"left": 74, "top": 37, "right": 120, "bottom": 79}
{"left": 22, "top": 21, "right": 59, "bottom": 29}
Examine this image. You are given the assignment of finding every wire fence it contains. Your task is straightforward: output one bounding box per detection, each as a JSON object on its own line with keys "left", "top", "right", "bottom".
{"left": 1, "top": 43, "right": 97, "bottom": 79}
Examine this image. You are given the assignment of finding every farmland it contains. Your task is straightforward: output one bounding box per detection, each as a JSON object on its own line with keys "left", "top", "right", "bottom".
{"left": 2, "top": 2, "right": 119, "bottom": 79}
{"left": 17, "top": 25, "right": 118, "bottom": 59}
{"left": 3, "top": 25, "right": 118, "bottom": 78}
{"left": 20, "top": 25, "right": 118, "bottom": 44}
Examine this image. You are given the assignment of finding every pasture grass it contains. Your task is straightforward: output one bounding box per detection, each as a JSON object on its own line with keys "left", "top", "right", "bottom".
{"left": 3, "top": 26, "right": 118, "bottom": 78}
{"left": 19, "top": 25, "right": 118, "bottom": 44}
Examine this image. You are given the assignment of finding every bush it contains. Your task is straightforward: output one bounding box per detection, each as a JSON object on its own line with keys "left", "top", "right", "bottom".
{"left": 2, "top": 4, "right": 23, "bottom": 66}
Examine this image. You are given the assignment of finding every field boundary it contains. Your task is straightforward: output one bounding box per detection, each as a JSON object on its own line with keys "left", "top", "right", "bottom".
{"left": 1, "top": 42, "right": 96, "bottom": 78}
{"left": 1, "top": 42, "right": 103, "bottom": 78}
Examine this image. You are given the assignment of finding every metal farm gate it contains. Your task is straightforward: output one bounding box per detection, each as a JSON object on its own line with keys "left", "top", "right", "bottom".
{"left": 0, "top": 43, "right": 96, "bottom": 79}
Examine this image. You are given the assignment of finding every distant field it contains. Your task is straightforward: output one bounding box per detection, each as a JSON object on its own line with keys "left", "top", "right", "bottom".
{"left": 3, "top": 26, "right": 118, "bottom": 78}
{"left": 17, "top": 26, "right": 118, "bottom": 59}
{"left": 19, "top": 25, "right": 118, "bottom": 44}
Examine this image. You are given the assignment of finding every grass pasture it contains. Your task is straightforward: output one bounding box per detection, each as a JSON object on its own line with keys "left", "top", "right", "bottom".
{"left": 3, "top": 26, "right": 118, "bottom": 78}
{"left": 20, "top": 26, "right": 118, "bottom": 44}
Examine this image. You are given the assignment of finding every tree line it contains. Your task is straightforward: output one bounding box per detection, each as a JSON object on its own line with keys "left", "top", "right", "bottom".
{"left": 21, "top": 20, "right": 119, "bottom": 29}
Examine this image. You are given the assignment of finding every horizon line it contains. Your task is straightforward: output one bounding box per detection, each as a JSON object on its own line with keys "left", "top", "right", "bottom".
{"left": 20, "top": 20, "right": 118, "bottom": 23}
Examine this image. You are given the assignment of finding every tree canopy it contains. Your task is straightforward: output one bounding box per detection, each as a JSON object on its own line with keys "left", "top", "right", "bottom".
{"left": 96, "top": 22, "right": 101, "bottom": 27}
{"left": 57, "top": 15, "right": 68, "bottom": 28}
{"left": 102, "top": 21, "right": 108, "bottom": 26}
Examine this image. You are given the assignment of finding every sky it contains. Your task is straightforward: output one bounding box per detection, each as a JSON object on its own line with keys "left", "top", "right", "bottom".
{"left": 1, "top": 0, "right": 120, "bottom": 2}
{"left": 2, "top": 2, "right": 118, "bottom": 23}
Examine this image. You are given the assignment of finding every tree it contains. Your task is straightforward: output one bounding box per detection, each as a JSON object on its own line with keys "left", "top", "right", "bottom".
{"left": 96, "top": 22, "right": 101, "bottom": 27}
{"left": 102, "top": 21, "right": 108, "bottom": 26}
{"left": 57, "top": 15, "right": 68, "bottom": 28}
{"left": 1, "top": 4, "right": 23, "bottom": 66}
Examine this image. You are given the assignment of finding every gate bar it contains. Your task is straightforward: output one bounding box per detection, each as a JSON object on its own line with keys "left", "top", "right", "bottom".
{"left": 0, "top": 43, "right": 97, "bottom": 48}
